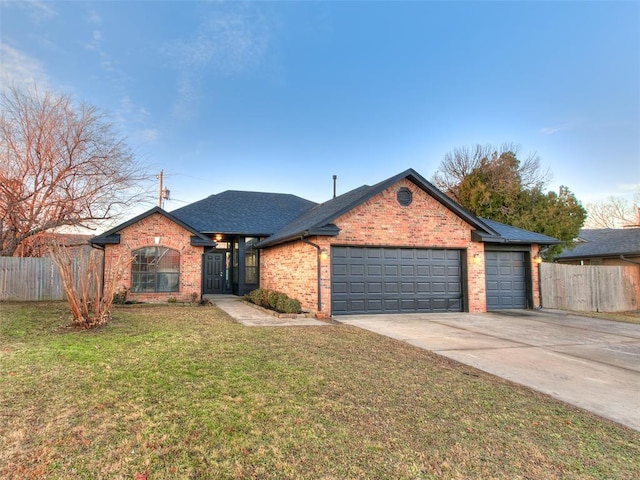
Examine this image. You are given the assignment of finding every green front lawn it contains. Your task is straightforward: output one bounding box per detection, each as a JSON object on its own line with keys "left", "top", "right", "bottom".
{"left": 1, "top": 302, "right": 638, "bottom": 479}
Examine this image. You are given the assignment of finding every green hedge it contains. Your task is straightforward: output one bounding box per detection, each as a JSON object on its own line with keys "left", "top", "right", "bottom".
{"left": 245, "top": 288, "right": 302, "bottom": 314}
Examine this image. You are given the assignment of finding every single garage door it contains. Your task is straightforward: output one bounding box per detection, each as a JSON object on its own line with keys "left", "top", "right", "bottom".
{"left": 485, "top": 251, "right": 527, "bottom": 310}
{"left": 331, "top": 246, "right": 462, "bottom": 315}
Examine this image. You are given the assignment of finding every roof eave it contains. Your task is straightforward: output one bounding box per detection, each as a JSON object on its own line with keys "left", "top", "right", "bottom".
{"left": 471, "top": 230, "right": 505, "bottom": 243}
{"left": 90, "top": 234, "right": 121, "bottom": 245}
{"left": 200, "top": 230, "right": 273, "bottom": 237}
{"left": 305, "top": 224, "right": 341, "bottom": 237}
{"left": 190, "top": 236, "right": 216, "bottom": 247}
{"left": 504, "top": 239, "right": 562, "bottom": 245}
{"left": 472, "top": 229, "right": 562, "bottom": 245}
{"left": 256, "top": 225, "right": 341, "bottom": 249}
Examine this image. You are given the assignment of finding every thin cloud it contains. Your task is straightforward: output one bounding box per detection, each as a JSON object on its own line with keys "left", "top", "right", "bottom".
{"left": 171, "top": 75, "right": 202, "bottom": 120}
{"left": 164, "top": 12, "right": 269, "bottom": 72}
{"left": 116, "top": 96, "right": 159, "bottom": 145}
{"left": 539, "top": 124, "right": 571, "bottom": 136}
{"left": 162, "top": 6, "right": 272, "bottom": 119}
{"left": 580, "top": 183, "right": 640, "bottom": 203}
{"left": 81, "top": 10, "right": 115, "bottom": 75}
{"left": 87, "top": 8, "right": 102, "bottom": 26}
{"left": 140, "top": 128, "right": 159, "bottom": 142}
{"left": 617, "top": 183, "right": 640, "bottom": 193}
{"left": 12, "top": 0, "right": 57, "bottom": 23}
{"left": 0, "top": 43, "right": 50, "bottom": 86}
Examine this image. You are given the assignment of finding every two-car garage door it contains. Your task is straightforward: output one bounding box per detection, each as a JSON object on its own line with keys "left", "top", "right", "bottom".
{"left": 331, "top": 246, "right": 462, "bottom": 315}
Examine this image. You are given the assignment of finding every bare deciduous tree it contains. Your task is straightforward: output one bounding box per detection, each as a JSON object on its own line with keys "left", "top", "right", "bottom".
{"left": 431, "top": 143, "right": 584, "bottom": 259}
{"left": 0, "top": 83, "right": 151, "bottom": 256}
{"left": 432, "top": 143, "right": 551, "bottom": 203}
{"left": 585, "top": 191, "right": 640, "bottom": 228}
{"left": 49, "top": 243, "right": 132, "bottom": 328}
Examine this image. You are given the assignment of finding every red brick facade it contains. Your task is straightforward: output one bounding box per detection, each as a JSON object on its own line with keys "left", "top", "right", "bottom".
{"left": 531, "top": 244, "right": 542, "bottom": 308}
{"left": 103, "top": 212, "right": 205, "bottom": 302}
{"left": 101, "top": 178, "right": 542, "bottom": 313}
{"left": 260, "top": 241, "right": 320, "bottom": 311}
{"left": 261, "top": 179, "right": 541, "bottom": 316}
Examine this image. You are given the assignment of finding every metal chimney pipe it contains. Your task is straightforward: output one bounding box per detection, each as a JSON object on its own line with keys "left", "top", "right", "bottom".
{"left": 332, "top": 175, "right": 337, "bottom": 199}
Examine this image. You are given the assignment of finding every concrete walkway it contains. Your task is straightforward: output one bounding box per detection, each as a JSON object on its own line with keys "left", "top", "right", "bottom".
{"left": 338, "top": 309, "right": 640, "bottom": 432}
{"left": 212, "top": 295, "right": 328, "bottom": 327}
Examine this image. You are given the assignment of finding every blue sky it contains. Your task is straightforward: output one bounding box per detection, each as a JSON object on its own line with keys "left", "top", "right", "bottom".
{"left": 2, "top": 0, "right": 639, "bottom": 214}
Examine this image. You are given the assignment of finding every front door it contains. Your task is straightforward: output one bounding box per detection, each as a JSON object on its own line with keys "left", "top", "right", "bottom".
{"left": 203, "top": 251, "right": 225, "bottom": 294}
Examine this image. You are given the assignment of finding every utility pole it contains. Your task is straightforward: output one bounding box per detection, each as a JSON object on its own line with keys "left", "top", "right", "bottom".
{"left": 157, "top": 170, "right": 163, "bottom": 207}
{"left": 156, "top": 171, "right": 170, "bottom": 208}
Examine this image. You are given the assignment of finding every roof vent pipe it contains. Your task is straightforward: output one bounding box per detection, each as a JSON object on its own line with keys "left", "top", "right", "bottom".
{"left": 332, "top": 175, "right": 337, "bottom": 199}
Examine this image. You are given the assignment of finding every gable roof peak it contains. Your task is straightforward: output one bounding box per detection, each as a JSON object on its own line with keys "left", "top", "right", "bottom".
{"left": 257, "top": 167, "right": 501, "bottom": 248}
{"left": 90, "top": 205, "right": 214, "bottom": 246}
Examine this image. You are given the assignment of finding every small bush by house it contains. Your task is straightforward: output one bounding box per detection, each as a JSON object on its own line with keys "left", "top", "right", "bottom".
{"left": 245, "top": 288, "right": 302, "bottom": 314}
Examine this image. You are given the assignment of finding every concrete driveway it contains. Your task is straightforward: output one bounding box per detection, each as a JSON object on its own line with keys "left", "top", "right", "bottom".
{"left": 337, "top": 309, "right": 640, "bottom": 431}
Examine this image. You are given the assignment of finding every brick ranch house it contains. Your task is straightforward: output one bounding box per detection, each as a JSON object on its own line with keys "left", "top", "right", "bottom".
{"left": 91, "top": 169, "right": 559, "bottom": 317}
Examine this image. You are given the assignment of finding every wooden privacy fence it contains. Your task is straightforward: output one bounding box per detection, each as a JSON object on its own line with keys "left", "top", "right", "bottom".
{"left": 0, "top": 257, "right": 81, "bottom": 301}
{"left": 540, "top": 263, "right": 640, "bottom": 312}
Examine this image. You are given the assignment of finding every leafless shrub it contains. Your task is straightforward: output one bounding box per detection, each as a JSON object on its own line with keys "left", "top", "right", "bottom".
{"left": 49, "top": 243, "right": 132, "bottom": 328}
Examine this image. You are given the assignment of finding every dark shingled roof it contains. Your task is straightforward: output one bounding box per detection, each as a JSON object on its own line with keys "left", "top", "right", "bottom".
{"left": 258, "top": 168, "right": 501, "bottom": 248}
{"left": 170, "top": 190, "right": 317, "bottom": 235}
{"left": 256, "top": 185, "right": 375, "bottom": 247}
{"left": 91, "top": 169, "right": 561, "bottom": 249}
{"left": 478, "top": 218, "right": 562, "bottom": 245}
{"left": 556, "top": 228, "right": 640, "bottom": 259}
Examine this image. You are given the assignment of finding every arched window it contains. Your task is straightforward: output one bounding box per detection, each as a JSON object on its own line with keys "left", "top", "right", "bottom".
{"left": 131, "top": 246, "right": 180, "bottom": 293}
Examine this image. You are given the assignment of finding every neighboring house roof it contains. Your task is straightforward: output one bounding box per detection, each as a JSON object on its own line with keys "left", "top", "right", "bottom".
{"left": 478, "top": 218, "right": 562, "bottom": 245}
{"left": 258, "top": 168, "right": 502, "bottom": 248}
{"left": 91, "top": 206, "right": 215, "bottom": 247}
{"left": 556, "top": 228, "right": 640, "bottom": 260}
{"left": 15, "top": 233, "right": 93, "bottom": 257}
{"left": 170, "top": 190, "right": 318, "bottom": 235}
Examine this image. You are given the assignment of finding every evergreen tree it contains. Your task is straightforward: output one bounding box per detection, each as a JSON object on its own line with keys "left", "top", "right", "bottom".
{"left": 434, "top": 145, "right": 586, "bottom": 259}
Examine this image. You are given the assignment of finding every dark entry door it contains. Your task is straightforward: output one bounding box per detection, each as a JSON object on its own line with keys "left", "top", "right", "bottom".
{"left": 203, "top": 252, "right": 225, "bottom": 294}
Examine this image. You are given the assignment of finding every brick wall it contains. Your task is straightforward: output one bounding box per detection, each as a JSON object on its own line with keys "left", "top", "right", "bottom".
{"left": 103, "top": 212, "right": 204, "bottom": 302}
{"left": 531, "top": 244, "right": 541, "bottom": 308}
{"left": 261, "top": 179, "right": 492, "bottom": 315}
{"left": 260, "top": 241, "right": 320, "bottom": 312}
